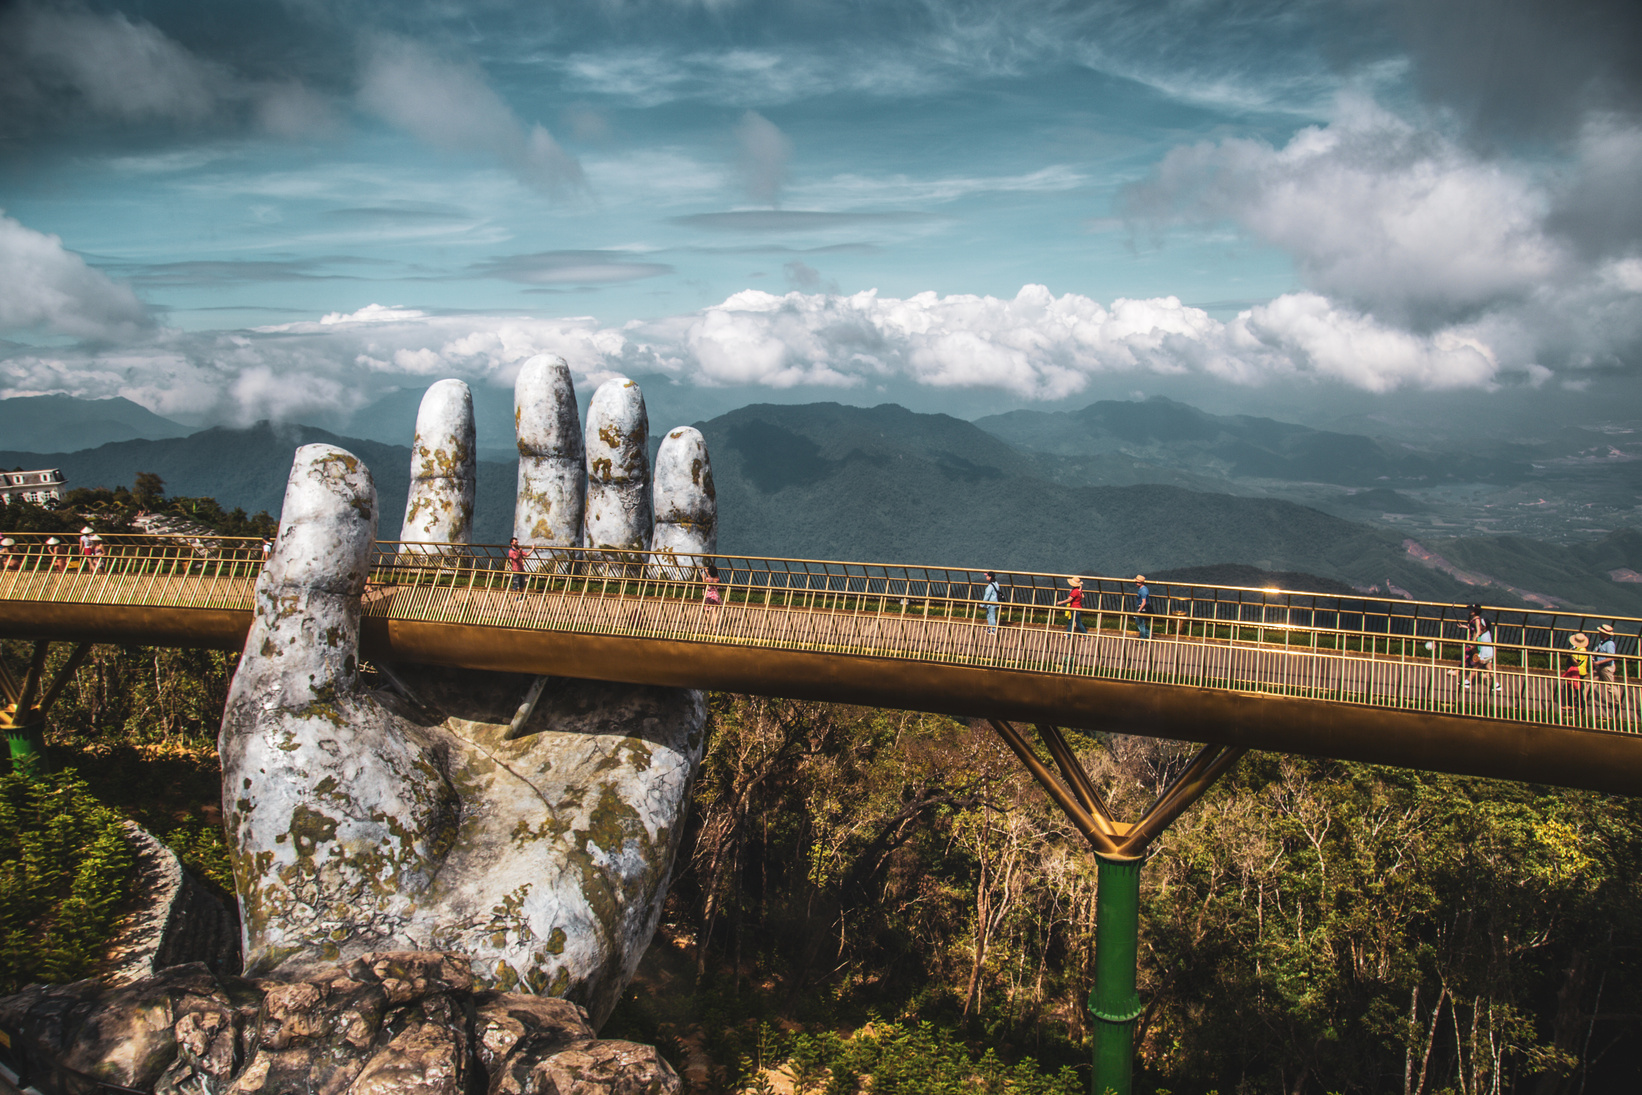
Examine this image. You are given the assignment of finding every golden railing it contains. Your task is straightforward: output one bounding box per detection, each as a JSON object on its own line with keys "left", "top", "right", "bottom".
{"left": 1, "top": 532, "right": 1638, "bottom": 734}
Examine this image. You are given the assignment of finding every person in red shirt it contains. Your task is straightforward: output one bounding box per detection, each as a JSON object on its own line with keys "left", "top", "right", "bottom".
{"left": 1057, "top": 576, "right": 1087, "bottom": 634}
{"left": 507, "top": 538, "right": 530, "bottom": 597}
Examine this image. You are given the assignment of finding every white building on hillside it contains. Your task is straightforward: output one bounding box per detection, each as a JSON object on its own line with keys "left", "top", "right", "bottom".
{"left": 0, "top": 468, "right": 66, "bottom": 505}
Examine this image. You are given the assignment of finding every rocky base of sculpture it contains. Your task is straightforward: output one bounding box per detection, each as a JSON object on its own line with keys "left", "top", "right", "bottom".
{"left": 0, "top": 951, "right": 680, "bottom": 1095}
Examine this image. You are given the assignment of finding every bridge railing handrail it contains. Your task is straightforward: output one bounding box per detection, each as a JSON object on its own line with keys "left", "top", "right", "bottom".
{"left": 2, "top": 531, "right": 1637, "bottom": 732}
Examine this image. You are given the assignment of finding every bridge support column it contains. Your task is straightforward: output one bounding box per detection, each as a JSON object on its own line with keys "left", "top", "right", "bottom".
{"left": 1, "top": 640, "right": 90, "bottom": 773}
{"left": 1091, "top": 853, "right": 1142, "bottom": 1095}
{"left": 984, "top": 719, "right": 1245, "bottom": 1095}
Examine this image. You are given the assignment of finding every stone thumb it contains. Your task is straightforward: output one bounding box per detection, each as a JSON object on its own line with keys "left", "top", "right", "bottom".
{"left": 243, "top": 443, "right": 377, "bottom": 704}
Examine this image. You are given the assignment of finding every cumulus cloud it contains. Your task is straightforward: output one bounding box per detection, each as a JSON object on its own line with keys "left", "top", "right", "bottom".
{"left": 640, "top": 285, "right": 1511, "bottom": 397}
{"left": 1122, "top": 103, "right": 1569, "bottom": 326}
{"left": 736, "top": 111, "right": 792, "bottom": 205}
{"left": 358, "top": 36, "right": 585, "bottom": 196}
{"left": 0, "top": 212, "right": 150, "bottom": 340}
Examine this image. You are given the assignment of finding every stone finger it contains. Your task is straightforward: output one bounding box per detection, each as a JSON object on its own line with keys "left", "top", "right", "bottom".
{"left": 582, "top": 378, "right": 651, "bottom": 554}
{"left": 514, "top": 355, "right": 586, "bottom": 548}
{"left": 221, "top": 445, "right": 456, "bottom": 975}
{"left": 402, "top": 378, "right": 476, "bottom": 545}
{"left": 651, "top": 426, "right": 717, "bottom": 568}
{"left": 241, "top": 443, "right": 376, "bottom": 701}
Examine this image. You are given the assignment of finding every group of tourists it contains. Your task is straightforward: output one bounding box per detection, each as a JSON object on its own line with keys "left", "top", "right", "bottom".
{"left": 0, "top": 527, "right": 105, "bottom": 573}
{"left": 1559, "top": 623, "right": 1620, "bottom": 710}
{"left": 976, "top": 572, "right": 1154, "bottom": 641}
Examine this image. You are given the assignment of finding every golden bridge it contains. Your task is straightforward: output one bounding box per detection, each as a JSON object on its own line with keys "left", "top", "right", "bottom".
{"left": 2, "top": 531, "right": 1640, "bottom": 796}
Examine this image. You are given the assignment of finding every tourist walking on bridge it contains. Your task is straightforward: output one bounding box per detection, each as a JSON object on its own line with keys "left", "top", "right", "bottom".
{"left": 982, "top": 571, "right": 1001, "bottom": 634}
{"left": 507, "top": 537, "right": 531, "bottom": 598}
{"left": 1463, "top": 606, "right": 1499, "bottom": 693}
{"left": 1563, "top": 633, "right": 1591, "bottom": 710}
{"left": 1595, "top": 624, "right": 1619, "bottom": 710}
{"left": 1134, "top": 575, "right": 1151, "bottom": 640}
{"left": 1057, "top": 577, "right": 1087, "bottom": 635}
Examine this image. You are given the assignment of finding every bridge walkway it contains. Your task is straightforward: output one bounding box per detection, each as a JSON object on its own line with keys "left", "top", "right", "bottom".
{"left": 3, "top": 533, "right": 1642, "bottom": 793}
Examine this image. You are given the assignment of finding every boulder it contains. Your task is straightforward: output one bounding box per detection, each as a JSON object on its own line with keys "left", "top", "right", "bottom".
{"left": 0, "top": 952, "right": 681, "bottom": 1095}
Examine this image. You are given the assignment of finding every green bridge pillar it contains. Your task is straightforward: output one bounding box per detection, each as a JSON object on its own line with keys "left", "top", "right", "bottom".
{"left": 1091, "top": 853, "right": 1143, "bottom": 1095}
{"left": 5, "top": 714, "right": 45, "bottom": 772}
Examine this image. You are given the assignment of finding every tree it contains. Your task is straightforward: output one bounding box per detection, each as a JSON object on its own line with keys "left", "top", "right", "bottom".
{"left": 132, "top": 472, "right": 165, "bottom": 510}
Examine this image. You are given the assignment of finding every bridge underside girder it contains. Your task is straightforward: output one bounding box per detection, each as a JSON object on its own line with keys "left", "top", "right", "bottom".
{"left": 5, "top": 601, "right": 1641, "bottom": 796}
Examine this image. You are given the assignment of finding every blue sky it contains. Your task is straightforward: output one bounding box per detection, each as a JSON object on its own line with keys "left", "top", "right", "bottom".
{"left": 2, "top": 0, "right": 1640, "bottom": 435}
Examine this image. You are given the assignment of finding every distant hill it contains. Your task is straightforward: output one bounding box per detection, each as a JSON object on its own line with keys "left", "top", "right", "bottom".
{"left": 0, "top": 395, "right": 190, "bottom": 453}
{"left": 0, "top": 425, "right": 517, "bottom": 543}
{"left": 975, "top": 396, "right": 1532, "bottom": 487}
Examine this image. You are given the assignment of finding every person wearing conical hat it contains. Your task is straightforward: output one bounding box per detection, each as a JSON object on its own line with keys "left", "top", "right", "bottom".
{"left": 1562, "top": 633, "right": 1591, "bottom": 710}
{"left": 0, "top": 537, "right": 16, "bottom": 571}
{"left": 1055, "top": 576, "right": 1088, "bottom": 672}
{"left": 1056, "top": 577, "right": 1087, "bottom": 636}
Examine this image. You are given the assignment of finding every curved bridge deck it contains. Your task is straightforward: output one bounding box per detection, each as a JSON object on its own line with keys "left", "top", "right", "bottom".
{"left": 3, "top": 533, "right": 1641, "bottom": 794}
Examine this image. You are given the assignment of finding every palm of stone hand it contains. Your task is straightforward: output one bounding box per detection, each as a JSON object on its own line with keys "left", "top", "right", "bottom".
{"left": 219, "top": 357, "right": 716, "bottom": 1027}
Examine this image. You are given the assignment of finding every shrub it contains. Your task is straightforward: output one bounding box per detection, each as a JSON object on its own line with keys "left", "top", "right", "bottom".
{"left": 0, "top": 767, "right": 136, "bottom": 993}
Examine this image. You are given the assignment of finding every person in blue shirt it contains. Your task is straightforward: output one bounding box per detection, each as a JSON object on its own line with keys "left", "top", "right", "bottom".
{"left": 1595, "top": 623, "right": 1619, "bottom": 709}
{"left": 981, "top": 571, "right": 1001, "bottom": 634}
{"left": 1134, "top": 575, "right": 1151, "bottom": 640}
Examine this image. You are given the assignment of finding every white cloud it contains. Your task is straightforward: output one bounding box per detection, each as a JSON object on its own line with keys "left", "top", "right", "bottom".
{"left": 358, "top": 36, "right": 585, "bottom": 196}
{"left": 641, "top": 284, "right": 1510, "bottom": 398}
{"left": 1124, "top": 101, "right": 1569, "bottom": 323}
{"left": 0, "top": 212, "right": 150, "bottom": 339}
{"left": 9, "top": 273, "right": 1627, "bottom": 428}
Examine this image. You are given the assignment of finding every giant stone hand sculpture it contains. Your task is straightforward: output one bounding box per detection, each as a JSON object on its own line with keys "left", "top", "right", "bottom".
{"left": 219, "top": 357, "right": 717, "bottom": 1027}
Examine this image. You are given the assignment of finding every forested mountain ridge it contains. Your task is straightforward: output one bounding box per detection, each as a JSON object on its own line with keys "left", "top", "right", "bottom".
{"left": 975, "top": 396, "right": 1533, "bottom": 486}
{"left": 8, "top": 398, "right": 1642, "bottom": 611}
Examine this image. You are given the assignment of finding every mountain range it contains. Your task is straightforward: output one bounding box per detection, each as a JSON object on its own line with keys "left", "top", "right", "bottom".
{"left": 4, "top": 394, "right": 1642, "bottom": 615}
